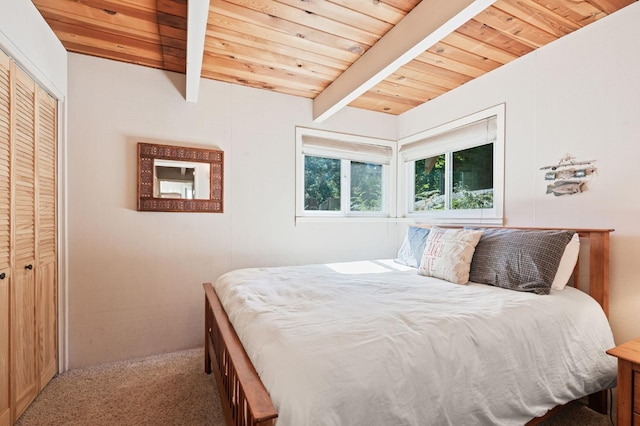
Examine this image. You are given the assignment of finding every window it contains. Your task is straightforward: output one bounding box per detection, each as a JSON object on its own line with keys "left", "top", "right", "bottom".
{"left": 296, "top": 128, "right": 396, "bottom": 220}
{"left": 398, "top": 104, "right": 504, "bottom": 224}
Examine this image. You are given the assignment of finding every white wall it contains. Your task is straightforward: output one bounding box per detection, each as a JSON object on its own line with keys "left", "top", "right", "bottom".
{"left": 399, "top": 2, "right": 640, "bottom": 345}
{"left": 66, "top": 53, "right": 398, "bottom": 367}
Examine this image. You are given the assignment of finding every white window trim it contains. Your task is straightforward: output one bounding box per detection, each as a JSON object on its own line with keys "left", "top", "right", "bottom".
{"left": 396, "top": 104, "right": 505, "bottom": 225}
{"left": 295, "top": 127, "right": 397, "bottom": 222}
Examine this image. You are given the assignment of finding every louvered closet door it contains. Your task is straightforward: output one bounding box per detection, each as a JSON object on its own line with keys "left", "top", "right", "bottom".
{"left": 0, "top": 50, "right": 11, "bottom": 426}
{"left": 10, "top": 63, "right": 38, "bottom": 420}
{"left": 35, "top": 85, "right": 57, "bottom": 390}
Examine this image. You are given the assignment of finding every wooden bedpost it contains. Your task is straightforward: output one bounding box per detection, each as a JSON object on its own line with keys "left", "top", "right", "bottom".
{"left": 204, "top": 282, "right": 212, "bottom": 375}
{"left": 586, "top": 230, "right": 610, "bottom": 318}
{"left": 579, "top": 229, "right": 613, "bottom": 415}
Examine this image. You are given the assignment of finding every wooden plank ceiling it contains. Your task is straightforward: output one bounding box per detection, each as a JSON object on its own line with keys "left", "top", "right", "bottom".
{"left": 32, "top": 0, "right": 636, "bottom": 116}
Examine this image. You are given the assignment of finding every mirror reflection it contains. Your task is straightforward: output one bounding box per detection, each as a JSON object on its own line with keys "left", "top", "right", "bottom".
{"left": 154, "top": 159, "right": 210, "bottom": 200}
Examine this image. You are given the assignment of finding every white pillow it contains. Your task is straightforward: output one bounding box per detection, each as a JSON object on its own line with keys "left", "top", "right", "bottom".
{"left": 551, "top": 233, "right": 580, "bottom": 290}
{"left": 418, "top": 227, "right": 483, "bottom": 284}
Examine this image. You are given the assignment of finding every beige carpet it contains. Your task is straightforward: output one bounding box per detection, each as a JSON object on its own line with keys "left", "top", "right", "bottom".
{"left": 16, "top": 348, "right": 225, "bottom": 426}
{"left": 16, "top": 347, "right": 614, "bottom": 425}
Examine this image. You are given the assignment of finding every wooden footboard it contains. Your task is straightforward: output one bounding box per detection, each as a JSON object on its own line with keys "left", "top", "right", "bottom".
{"left": 203, "top": 283, "right": 277, "bottom": 426}
{"left": 203, "top": 227, "right": 613, "bottom": 425}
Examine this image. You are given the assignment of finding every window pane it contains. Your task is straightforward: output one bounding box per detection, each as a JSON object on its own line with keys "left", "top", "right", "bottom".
{"left": 452, "top": 143, "right": 493, "bottom": 209}
{"left": 350, "top": 161, "right": 382, "bottom": 212}
{"left": 414, "top": 155, "right": 445, "bottom": 211}
{"left": 304, "top": 156, "right": 340, "bottom": 211}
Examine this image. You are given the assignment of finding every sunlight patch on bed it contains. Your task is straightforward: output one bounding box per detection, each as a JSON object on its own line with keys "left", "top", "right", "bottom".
{"left": 324, "top": 259, "right": 414, "bottom": 274}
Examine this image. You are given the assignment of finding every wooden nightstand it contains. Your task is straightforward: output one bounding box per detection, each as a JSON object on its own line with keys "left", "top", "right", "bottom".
{"left": 607, "top": 338, "right": 640, "bottom": 426}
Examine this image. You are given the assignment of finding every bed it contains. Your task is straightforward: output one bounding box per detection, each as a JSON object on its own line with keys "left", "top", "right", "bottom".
{"left": 203, "top": 226, "right": 615, "bottom": 426}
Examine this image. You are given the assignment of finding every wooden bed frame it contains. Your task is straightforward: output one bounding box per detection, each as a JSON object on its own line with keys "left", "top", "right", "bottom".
{"left": 203, "top": 227, "right": 613, "bottom": 426}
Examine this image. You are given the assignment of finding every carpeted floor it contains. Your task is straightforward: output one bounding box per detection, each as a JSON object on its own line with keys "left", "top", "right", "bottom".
{"left": 15, "top": 348, "right": 225, "bottom": 426}
{"left": 15, "top": 347, "right": 614, "bottom": 425}
{"left": 539, "top": 399, "right": 614, "bottom": 426}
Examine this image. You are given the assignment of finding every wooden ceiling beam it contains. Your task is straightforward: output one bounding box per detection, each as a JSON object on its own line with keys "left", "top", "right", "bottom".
{"left": 312, "top": 0, "right": 497, "bottom": 122}
{"left": 185, "top": 0, "right": 210, "bottom": 102}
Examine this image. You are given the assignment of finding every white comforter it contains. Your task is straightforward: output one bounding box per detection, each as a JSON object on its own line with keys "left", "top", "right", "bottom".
{"left": 214, "top": 259, "right": 616, "bottom": 426}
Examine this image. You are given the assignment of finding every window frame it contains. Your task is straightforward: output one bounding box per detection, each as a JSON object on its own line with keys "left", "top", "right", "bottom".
{"left": 295, "top": 127, "right": 397, "bottom": 222}
{"left": 397, "top": 104, "right": 505, "bottom": 224}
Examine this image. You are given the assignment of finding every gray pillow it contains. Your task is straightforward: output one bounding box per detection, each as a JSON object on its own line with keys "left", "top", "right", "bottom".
{"left": 468, "top": 228, "right": 575, "bottom": 295}
{"left": 395, "top": 226, "right": 431, "bottom": 268}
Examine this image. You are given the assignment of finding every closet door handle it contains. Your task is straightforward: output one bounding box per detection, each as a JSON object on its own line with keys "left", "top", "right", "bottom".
{"left": 0, "top": 272, "right": 5, "bottom": 280}
{"left": 25, "top": 264, "right": 33, "bottom": 270}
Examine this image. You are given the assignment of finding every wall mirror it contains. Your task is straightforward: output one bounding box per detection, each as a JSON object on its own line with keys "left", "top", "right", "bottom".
{"left": 137, "top": 142, "right": 224, "bottom": 212}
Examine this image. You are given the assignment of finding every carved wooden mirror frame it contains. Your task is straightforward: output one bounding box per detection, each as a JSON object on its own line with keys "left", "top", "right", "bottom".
{"left": 137, "top": 142, "right": 224, "bottom": 212}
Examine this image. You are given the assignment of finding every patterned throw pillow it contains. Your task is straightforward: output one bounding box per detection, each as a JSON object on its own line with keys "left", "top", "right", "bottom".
{"left": 418, "top": 227, "right": 483, "bottom": 284}
{"left": 468, "top": 228, "right": 575, "bottom": 295}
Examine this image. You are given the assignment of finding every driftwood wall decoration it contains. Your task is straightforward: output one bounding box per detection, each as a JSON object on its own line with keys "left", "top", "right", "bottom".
{"left": 540, "top": 154, "right": 596, "bottom": 196}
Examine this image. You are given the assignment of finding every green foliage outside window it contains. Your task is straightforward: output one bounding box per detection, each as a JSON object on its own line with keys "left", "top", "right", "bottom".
{"left": 414, "top": 143, "right": 494, "bottom": 211}
{"left": 350, "top": 162, "right": 382, "bottom": 211}
{"left": 414, "top": 155, "right": 445, "bottom": 211}
{"left": 304, "top": 156, "right": 383, "bottom": 212}
{"left": 304, "top": 156, "right": 340, "bottom": 211}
